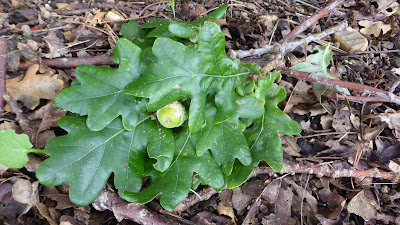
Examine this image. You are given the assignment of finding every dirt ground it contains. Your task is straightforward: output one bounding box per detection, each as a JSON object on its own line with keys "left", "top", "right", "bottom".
{"left": 1, "top": 0, "right": 400, "bottom": 224}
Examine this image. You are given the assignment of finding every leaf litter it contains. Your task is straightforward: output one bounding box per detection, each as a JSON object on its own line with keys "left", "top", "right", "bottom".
{"left": 1, "top": 0, "right": 400, "bottom": 224}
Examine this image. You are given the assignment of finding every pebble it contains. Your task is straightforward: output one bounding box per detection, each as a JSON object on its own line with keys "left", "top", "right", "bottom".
{"left": 332, "top": 27, "right": 368, "bottom": 52}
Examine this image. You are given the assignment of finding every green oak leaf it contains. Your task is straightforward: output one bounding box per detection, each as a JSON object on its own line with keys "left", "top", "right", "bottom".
{"left": 225, "top": 161, "right": 254, "bottom": 189}
{"left": 245, "top": 73, "right": 302, "bottom": 172}
{"left": 197, "top": 119, "right": 251, "bottom": 175}
{"left": 124, "top": 22, "right": 259, "bottom": 133}
{"left": 0, "top": 129, "right": 44, "bottom": 168}
{"left": 168, "top": 3, "right": 229, "bottom": 39}
{"left": 36, "top": 116, "right": 175, "bottom": 206}
{"left": 292, "top": 45, "right": 350, "bottom": 101}
{"left": 122, "top": 131, "right": 225, "bottom": 211}
{"left": 55, "top": 38, "right": 147, "bottom": 131}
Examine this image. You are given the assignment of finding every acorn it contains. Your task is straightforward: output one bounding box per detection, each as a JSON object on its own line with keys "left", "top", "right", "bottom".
{"left": 156, "top": 101, "right": 187, "bottom": 128}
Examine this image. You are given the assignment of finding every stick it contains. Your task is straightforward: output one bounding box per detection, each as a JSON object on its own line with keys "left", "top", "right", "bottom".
{"left": 229, "top": 21, "right": 348, "bottom": 59}
{"left": 253, "top": 163, "right": 397, "bottom": 181}
{"left": 3, "top": 94, "right": 33, "bottom": 141}
{"left": 92, "top": 188, "right": 173, "bottom": 224}
{"left": 14, "top": 55, "right": 115, "bottom": 71}
{"left": 281, "top": 0, "right": 345, "bottom": 42}
{"left": 281, "top": 67, "right": 400, "bottom": 105}
{"left": 0, "top": 38, "right": 6, "bottom": 111}
{"left": 174, "top": 187, "right": 218, "bottom": 212}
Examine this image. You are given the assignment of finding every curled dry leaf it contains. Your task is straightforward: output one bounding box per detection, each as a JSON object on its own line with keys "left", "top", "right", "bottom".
{"left": 6, "top": 64, "right": 64, "bottom": 110}
{"left": 359, "top": 20, "right": 391, "bottom": 37}
{"left": 376, "top": 113, "right": 400, "bottom": 137}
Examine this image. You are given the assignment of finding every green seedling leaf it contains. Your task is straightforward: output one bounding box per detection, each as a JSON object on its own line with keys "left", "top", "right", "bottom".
{"left": 244, "top": 73, "right": 302, "bottom": 172}
{"left": 55, "top": 39, "right": 147, "bottom": 131}
{"left": 36, "top": 116, "right": 175, "bottom": 206}
{"left": 123, "top": 131, "right": 225, "bottom": 211}
{"left": 292, "top": 45, "right": 350, "bottom": 101}
{"left": 0, "top": 129, "right": 43, "bottom": 168}
{"left": 124, "top": 22, "right": 258, "bottom": 133}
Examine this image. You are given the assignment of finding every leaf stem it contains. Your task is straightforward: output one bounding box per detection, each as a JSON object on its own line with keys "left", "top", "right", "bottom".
{"left": 29, "top": 148, "right": 45, "bottom": 154}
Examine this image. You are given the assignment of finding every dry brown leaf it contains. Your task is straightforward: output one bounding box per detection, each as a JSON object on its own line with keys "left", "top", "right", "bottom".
{"left": 232, "top": 187, "right": 252, "bottom": 212}
{"left": 28, "top": 102, "right": 66, "bottom": 132}
{"left": 0, "top": 121, "right": 19, "bottom": 131}
{"left": 376, "top": 0, "right": 400, "bottom": 17}
{"left": 376, "top": 113, "right": 400, "bottom": 137}
{"left": 347, "top": 190, "right": 379, "bottom": 221}
{"left": 332, "top": 109, "right": 353, "bottom": 132}
{"left": 43, "top": 32, "right": 69, "bottom": 58}
{"left": 36, "top": 202, "right": 60, "bottom": 225}
{"left": 11, "top": 179, "right": 39, "bottom": 214}
{"left": 359, "top": 20, "right": 391, "bottom": 37}
{"left": 90, "top": 9, "right": 106, "bottom": 26}
{"left": 282, "top": 135, "right": 302, "bottom": 157}
{"left": 217, "top": 202, "right": 236, "bottom": 223}
{"left": 6, "top": 64, "right": 64, "bottom": 110}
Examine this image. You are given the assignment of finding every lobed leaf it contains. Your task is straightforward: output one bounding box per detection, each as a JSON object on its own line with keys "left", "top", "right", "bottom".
{"left": 36, "top": 116, "right": 175, "bottom": 206}
{"left": 292, "top": 45, "right": 350, "bottom": 101}
{"left": 123, "top": 131, "right": 225, "bottom": 211}
{"left": 244, "top": 73, "right": 302, "bottom": 172}
{"left": 55, "top": 39, "right": 147, "bottom": 131}
{"left": 124, "top": 22, "right": 258, "bottom": 133}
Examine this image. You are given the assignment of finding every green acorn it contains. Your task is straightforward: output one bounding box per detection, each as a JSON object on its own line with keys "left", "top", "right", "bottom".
{"left": 156, "top": 101, "right": 187, "bottom": 128}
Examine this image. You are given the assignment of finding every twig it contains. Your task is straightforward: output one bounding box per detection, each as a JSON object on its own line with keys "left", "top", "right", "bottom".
{"left": 92, "top": 188, "right": 173, "bottom": 224}
{"left": 253, "top": 163, "right": 397, "bottom": 181}
{"left": 324, "top": 93, "right": 391, "bottom": 103}
{"left": 281, "top": 67, "right": 400, "bottom": 105}
{"left": 281, "top": 0, "right": 345, "bottom": 42}
{"left": 3, "top": 94, "right": 33, "bottom": 140}
{"left": 388, "top": 80, "right": 400, "bottom": 95}
{"left": 174, "top": 187, "right": 218, "bottom": 212}
{"left": 229, "top": 21, "right": 348, "bottom": 59}
{"left": 0, "top": 38, "right": 6, "bottom": 111}
{"left": 14, "top": 55, "right": 115, "bottom": 71}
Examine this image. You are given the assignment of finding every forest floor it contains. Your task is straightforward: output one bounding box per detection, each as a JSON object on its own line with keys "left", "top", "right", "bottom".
{"left": 1, "top": 0, "right": 400, "bottom": 224}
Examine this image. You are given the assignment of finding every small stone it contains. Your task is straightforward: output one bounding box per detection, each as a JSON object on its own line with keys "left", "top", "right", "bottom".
{"left": 21, "top": 25, "right": 32, "bottom": 36}
{"left": 332, "top": 27, "right": 368, "bottom": 52}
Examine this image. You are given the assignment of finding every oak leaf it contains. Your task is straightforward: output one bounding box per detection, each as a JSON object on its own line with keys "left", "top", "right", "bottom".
{"left": 6, "top": 64, "right": 64, "bottom": 110}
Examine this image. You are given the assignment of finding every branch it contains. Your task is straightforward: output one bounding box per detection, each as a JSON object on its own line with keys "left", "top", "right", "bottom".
{"left": 0, "top": 38, "right": 7, "bottom": 111}
{"left": 14, "top": 55, "right": 115, "bottom": 71}
{"left": 3, "top": 94, "right": 33, "bottom": 141}
{"left": 281, "top": 67, "right": 400, "bottom": 105}
{"left": 281, "top": 0, "right": 345, "bottom": 42}
{"left": 253, "top": 163, "right": 396, "bottom": 181}
{"left": 229, "top": 21, "right": 347, "bottom": 59}
{"left": 92, "top": 188, "right": 173, "bottom": 224}
{"left": 174, "top": 187, "right": 218, "bottom": 213}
